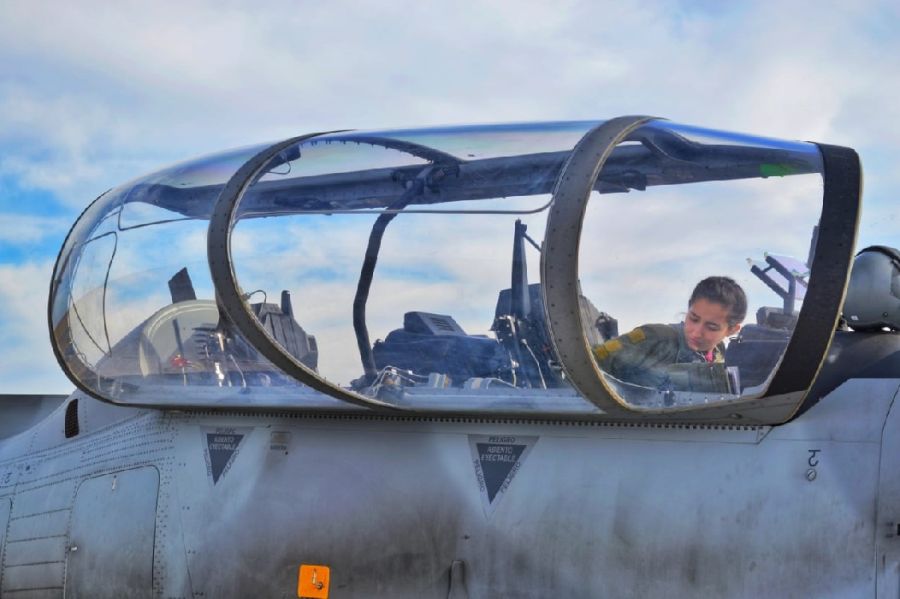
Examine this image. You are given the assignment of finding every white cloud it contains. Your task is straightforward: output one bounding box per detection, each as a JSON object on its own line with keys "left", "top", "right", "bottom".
{"left": 0, "top": 213, "right": 68, "bottom": 244}
{"left": 0, "top": 1, "right": 897, "bottom": 181}
{"left": 1, "top": 0, "right": 899, "bottom": 392}
{"left": 0, "top": 261, "right": 74, "bottom": 393}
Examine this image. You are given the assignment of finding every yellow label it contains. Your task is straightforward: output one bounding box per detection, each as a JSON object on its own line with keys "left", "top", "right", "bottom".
{"left": 627, "top": 328, "right": 646, "bottom": 344}
{"left": 605, "top": 338, "right": 623, "bottom": 353}
{"left": 298, "top": 564, "right": 330, "bottom": 598}
{"left": 592, "top": 345, "right": 609, "bottom": 361}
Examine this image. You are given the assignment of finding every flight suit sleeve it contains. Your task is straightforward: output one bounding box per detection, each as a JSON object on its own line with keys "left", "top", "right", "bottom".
{"left": 591, "top": 325, "right": 678, "bottom": 388}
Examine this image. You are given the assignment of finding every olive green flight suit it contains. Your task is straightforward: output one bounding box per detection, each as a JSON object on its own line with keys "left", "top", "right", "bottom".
{"left": 591, "top": 323, "right": 729, "bottom": 393}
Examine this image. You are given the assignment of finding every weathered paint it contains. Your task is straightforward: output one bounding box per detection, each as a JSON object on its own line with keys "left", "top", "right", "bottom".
{"left": 0, "top": 377, "right": 896, "bottom": 597}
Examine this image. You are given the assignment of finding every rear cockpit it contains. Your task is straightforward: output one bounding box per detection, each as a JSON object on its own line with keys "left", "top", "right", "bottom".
{"left": 48, "top": 118, "right": 863, "bottom": 424}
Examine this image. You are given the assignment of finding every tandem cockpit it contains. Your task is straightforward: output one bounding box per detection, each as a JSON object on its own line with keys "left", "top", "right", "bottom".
{"left": 48, "top": 117, "right": 862, "bottom": 424}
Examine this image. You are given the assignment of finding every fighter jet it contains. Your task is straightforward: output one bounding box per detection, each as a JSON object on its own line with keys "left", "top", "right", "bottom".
{"left": 1, "top": 116, "right": 898, "bottom": 598}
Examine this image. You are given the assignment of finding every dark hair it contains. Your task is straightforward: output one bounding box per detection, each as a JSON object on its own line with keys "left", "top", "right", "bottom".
{"left": 689, "top": 276, "right": 747, "bottom": 327}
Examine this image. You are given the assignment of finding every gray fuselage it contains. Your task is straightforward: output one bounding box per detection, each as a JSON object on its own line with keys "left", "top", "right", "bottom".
{"left": 1, "top": 373, "right": 899, "bottom": 598}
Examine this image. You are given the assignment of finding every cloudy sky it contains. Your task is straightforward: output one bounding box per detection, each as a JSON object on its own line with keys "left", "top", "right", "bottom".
{"left": 1, "top": 0, "right": 897, "bottom": 394}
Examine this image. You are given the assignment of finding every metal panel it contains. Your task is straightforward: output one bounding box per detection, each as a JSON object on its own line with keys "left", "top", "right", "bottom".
{"left": 11, "top": 481, "right": 77, "bottom": 519}
{"left": 6, "top": 511, "right": 69, "bottom": 542}
{"left": 3, "top": 536, "right": 67, "bottom": 567}
{"left": 0, "top": 497, "right": 9, "bottom": 570}
{"left": 65, "top": 467, "right": 159, "bottom": 599}
{"left": 3, "top": 562, "right": 65, "bottom": 591}
{"left": 2, "top": 477, "right": 74, "bottom": 597}
{"left": 0, "top": 395, "right": 67, "bottom": 440}
{"left": 876, "top": 383, "right": 900, "bottom": 598}
{"left": 3, "top": 591, "right": 62, "bottom": 599}
{"left": 167, "top": 384, "right": 884, "bottom": 598}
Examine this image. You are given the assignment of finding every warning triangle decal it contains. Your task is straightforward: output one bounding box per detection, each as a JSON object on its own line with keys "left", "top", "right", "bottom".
{"left": 469, "top": 435, "right": 538, "bottom": 517}
{"left": 203, "top": 427, "right": 252, "bottom": 485}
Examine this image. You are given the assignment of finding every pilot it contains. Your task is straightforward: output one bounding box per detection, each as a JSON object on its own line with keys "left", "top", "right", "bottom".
{"left": 591, "top": 276, "right": 747, "bottom": 392}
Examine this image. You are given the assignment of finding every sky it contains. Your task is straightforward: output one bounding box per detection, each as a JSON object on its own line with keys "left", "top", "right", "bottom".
{"left": 1, "top": 0, "right": 898, "bottom": 394}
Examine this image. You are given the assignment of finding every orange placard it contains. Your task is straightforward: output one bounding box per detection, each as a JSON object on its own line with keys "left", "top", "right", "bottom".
{"left": 297, "top": 564, "right": 330, "bottom": 598}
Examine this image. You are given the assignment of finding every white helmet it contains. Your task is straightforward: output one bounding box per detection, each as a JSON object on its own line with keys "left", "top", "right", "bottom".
{"left": 843, "top": 246, "right": 900, "bottom": 331}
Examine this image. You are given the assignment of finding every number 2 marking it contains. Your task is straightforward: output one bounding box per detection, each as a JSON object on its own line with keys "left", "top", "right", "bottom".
{"left": 808, "top": 449, "right": 821, "bottom": 468}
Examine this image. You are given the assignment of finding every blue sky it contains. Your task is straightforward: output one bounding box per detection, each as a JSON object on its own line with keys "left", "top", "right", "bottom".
{"left": 1, "top": 0, "right": 898, "bottom": 393}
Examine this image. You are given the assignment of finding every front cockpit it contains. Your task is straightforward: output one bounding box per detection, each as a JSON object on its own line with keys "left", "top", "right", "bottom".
{"left": 48, "top": 118, "right": 862, "bottom": 423}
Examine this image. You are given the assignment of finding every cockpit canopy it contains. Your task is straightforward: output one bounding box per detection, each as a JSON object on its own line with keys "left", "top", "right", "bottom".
{"left": 49, "top": 117, "right": 860, "bottom": 423}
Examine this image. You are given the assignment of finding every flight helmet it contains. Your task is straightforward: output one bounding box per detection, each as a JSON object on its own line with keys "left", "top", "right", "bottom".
{"left": 843, "top": 246, "right": 900, "bottom": 331}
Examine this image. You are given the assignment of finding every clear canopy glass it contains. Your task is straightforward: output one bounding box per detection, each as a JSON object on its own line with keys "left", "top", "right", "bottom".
{"left": 49, "top": 119, "right": 836, "bottom": 418}
{"left": 581, "top": 121, "right": 824, "bottom": 410}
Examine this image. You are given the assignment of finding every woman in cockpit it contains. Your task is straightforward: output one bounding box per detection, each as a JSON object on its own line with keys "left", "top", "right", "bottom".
{"left": 591, "top": 276, "right": 746, "bottom": 393}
